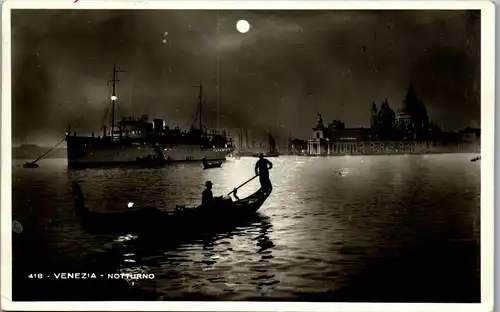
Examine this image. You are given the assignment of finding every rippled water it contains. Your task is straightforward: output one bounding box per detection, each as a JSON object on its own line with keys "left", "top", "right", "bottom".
{"left": 12, "top": 154, "right": 481, "bottom": 302}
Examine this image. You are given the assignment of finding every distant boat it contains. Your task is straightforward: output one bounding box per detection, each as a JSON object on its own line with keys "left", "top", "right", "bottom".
{"left": 203, "top": 159, "right": 223, "bottom": 169}
{"left": 470, "top": 156, "right": 481, "bottom": 162}
{"left": 236, "top": 128, "right": 280, "bottom": 158}
{"left": 254, "top": 152, "right": 279, "bottom": 157}
{"left": 22, "top": 161, "right": 39, "bottom": 168}
{"left": 254, "top": 129, "right": 280, "bottom": 157}
{"left": 21, "top": 136, "right": 67, "bottom": 169}
{"left": 235, "top": 128, "right": 259, "bottom": 157}
{"left": 267, "top": 129, "right": 280, "bottom": 157}
{"left": 263, "top": 152, "right": 280, "bottom": 157}
{"left": 239, "top": 151, "right": 259, "bottom": 157}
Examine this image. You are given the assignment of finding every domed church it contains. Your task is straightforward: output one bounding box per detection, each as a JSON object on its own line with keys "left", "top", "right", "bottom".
{"left": 306, "top": 84, "right": 435, "bottom": 156}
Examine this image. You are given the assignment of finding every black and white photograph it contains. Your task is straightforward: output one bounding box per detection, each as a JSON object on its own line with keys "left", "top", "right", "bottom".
{"left": 2, "top": 1, "right": 495, "bottom": 311}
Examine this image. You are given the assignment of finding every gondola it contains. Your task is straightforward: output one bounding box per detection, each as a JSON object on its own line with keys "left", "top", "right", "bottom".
{"left": 72, "top": 181, "right": 272, "bottom": 235}
{"left": 203, "top": 160, "right": 223, "bottom": 169}
{"left": 470, "top": 156, "right": 481, "bottom": 162}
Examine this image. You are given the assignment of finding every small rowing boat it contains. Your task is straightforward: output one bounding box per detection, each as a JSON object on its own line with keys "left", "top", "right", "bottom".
{"left": 203, "top": 160, "right": 223, "bottom": 169}
{"left": 470, "top": 156, "right": 481, "bottom": 162}
{"left": 23, "top": 161, "right": 39, "bottom": 168}
{"left": 72, "top": 181, "right": 272, "bottom": 235}
{"left": 23, "top": 135, "right": 69, "bottom": 169}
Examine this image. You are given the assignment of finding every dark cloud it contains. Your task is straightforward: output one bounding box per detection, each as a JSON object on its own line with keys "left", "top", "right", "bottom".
{"left": 11, "top": 9, "right": 480, "bottom": 145}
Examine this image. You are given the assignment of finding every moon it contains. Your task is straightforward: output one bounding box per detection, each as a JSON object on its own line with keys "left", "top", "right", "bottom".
{"left": 236, "top": 20, "right": 250, "bottom": 33}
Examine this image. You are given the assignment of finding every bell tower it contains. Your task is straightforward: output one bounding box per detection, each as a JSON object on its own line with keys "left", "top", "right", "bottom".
{"left": 312, "top": 113, "right": 325, "bottom": 139}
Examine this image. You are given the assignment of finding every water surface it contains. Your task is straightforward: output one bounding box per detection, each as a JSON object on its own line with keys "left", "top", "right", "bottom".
{"left": 12, "top": 154, "right": 481, "bottom": 302}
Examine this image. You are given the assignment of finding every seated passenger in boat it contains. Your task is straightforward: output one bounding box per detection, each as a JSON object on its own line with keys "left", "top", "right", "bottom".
{"left": 202, "top": 181, "right": 232, "bottom": 207}
{"left": 202, "top": 181, "right": 215, "bottom": 206}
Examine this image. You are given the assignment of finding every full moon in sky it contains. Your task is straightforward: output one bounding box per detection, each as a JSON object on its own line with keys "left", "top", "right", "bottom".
{"left": 236, "top": 20, "right": 250, "bottom": 33}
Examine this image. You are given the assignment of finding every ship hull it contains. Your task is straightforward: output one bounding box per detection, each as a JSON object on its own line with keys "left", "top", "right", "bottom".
{"left": 160, "top": 145, "right": 231, "bottom": 162}
{"left": 66, "top": 136, "right": 233, "bottom": 169}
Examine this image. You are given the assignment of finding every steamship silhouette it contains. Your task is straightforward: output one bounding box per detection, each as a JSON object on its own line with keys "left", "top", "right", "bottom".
{"left": 65, "top": 65, "right": 234, "bottom": 169}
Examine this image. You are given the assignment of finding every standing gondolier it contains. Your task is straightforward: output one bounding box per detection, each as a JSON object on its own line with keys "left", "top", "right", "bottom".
{"left": 255, "top": 153, "right": 273, "bottom": 193}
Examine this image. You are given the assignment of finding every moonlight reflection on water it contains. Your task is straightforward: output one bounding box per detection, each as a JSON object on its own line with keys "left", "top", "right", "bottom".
{"left": 12, "top": 154, "right": 480, "bottom": 302}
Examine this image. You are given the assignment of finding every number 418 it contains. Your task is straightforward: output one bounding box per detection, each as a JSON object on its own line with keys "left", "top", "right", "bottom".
{"left": 28, "top": 273, "right": 43, "bottom": 279}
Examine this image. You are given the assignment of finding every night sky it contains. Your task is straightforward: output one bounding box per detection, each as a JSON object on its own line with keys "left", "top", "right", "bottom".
{"left": 11, "top": 10, "right": 480, "bottom": 146}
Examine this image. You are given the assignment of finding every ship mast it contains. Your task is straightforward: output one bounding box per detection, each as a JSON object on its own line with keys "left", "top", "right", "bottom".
{"left": 199, "top": 84, "right": 203, "bottom": 131}
{"left": 268, "top": 128, "right": 272, "bottom": 153}
{"left": 216, "top": 11, "right": 220, "bottom": 134}
{"left": 191, "top": 84, "right": 204, "bottom": 132}
{"left": 215, "top": 11, "right": 221, "bottom": 149}
{"left": 268, "top": 128, "right": 277, "bottom": 154}
{"left": 107, "top": 63, "right": 126, "bottom": 141}
{"left": 239, "top": 128, "right": 243, "bottom": 152}
{"left": 245, "top": 128, "right": 249, "bottom": 149}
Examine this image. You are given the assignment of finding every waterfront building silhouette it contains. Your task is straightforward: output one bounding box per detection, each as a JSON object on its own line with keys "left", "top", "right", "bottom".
{"left": 305, "top": 85, "right": 479, "bottom": 156}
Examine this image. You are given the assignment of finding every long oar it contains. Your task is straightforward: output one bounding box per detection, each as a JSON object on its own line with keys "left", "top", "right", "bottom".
{"left": 227, "top": 174, "right": 259, "bottom": 196}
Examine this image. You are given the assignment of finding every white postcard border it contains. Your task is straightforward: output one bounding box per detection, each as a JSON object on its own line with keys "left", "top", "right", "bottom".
{"left": 1, "top": 1, "right": 495, "bottom": 311}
